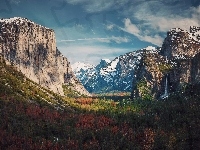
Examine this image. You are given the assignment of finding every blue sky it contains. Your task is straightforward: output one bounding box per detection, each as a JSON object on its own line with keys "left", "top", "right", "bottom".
{"left": 0, "top": 0, "right": 200, "bottom": 65}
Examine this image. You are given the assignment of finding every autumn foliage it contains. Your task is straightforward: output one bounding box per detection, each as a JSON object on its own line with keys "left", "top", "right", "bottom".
{"left": 0, "top": 61, "right": 200, "bottom": 149}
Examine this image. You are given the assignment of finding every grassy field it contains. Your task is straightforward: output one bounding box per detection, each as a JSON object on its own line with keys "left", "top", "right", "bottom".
{"left": 0, "top": 60, "right": 200, "bottom": 149}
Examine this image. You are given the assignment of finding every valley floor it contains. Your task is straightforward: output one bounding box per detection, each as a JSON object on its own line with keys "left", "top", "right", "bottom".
{"left": 0, "top": 61, "right": 200, "bottom": 149}
{"left": 0, "top": 93, "right": 200, "bottom": 149}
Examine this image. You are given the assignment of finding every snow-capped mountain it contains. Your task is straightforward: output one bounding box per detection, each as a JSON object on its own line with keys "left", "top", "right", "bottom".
{"left": 72, "top": 26, "right": 200, "bottom": 96}
{"left": 72, "top": 46, "right": 159, "bottom": 93}
{"left": 71, "top": 62, "right": 94, "bottom": 72}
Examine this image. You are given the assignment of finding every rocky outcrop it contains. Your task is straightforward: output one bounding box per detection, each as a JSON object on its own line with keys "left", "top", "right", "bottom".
{"left": 160, "top": 27, "right": 200, "bottom": 58}
{"left": 0, "top": 17, "right": 90, "bottom": 96}
{"left": 166, "top": 52, "right": 200, "bottom": 94}
{"left": 131, "top": 27, "right": 200, "bottom": 99}
{"left": 131, "top": 47, "right": 169, "bottom": 99}
{"left": 161, "top": 27, "right": 200, "bottom": 94}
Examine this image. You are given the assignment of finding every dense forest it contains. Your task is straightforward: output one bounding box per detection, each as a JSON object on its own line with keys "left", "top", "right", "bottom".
{"left": 0, "top": 58, "right": 200, "bottom": 149}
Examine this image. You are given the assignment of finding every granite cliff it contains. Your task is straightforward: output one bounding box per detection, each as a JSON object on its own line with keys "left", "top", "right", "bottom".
{"left": 0, "top": 17, "right": 90, "bottom": 96}
{"left": 161, "top": 27, "right": 200, "bottom": 95}
{"left": 131, "top": 26, "right": 200, "bottom": 99}
{"left": 131, "top": 47, "right": 168, "bottom": 99}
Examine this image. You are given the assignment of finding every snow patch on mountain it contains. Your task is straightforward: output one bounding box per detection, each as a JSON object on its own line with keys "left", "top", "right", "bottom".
{"left": 72, "top": 62, "right": 94, "bottom": 72}
{"left": 189, "top": 26, "right": 200, "bottom": 42}
{"left": 0, "top": 17, "right": 50, "bottom": 29}
{"left": 100, "top": 57, "right": 119, "bottom": 75}
{"left": 101, "top": 59, "right": 111, "bottom": 63}
{"left": 169, "top": 27, "right": 200, "bottom": 43}
{"left": 72, "top": 47, "right": 159, "bottom": 93}
{"left": 145, "top": 46, "right": 156, "bottom": 51}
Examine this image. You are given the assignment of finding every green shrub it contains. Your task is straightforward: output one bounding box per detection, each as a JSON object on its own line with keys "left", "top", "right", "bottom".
{"left": 158, "top": 63, "right": 173, "bottom": 74}
{"left": 137, "top": 78, "right": 153, "bottom": 101}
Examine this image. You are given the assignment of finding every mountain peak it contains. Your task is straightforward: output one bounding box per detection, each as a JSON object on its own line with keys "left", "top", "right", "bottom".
{"left": 145, "top": 46, "right": 156, "bottom": 51}
{"left": 169, "top": 27, "right": 185, "bottom": 33}
{"left": 0, "top": 17, "right": 51, "bottom": 30}
{"left": 72, "top": 62, "right": 94, "bottom": 72}
{"left": 0, "top": 17, "right": 32, "bottom": 24}
{"left": 161, "top": 26, "right": 200, "bottom": 57}
{"left": 190, "top": 26, "right": 200, "bottom": 34}
{"left": 96, "top": 59, "right": 110, "bottom": 70}
{"left": 73, "top": 49, "right": 143, "bottom": 93}
{"left": 101, "top": 59, "right": 111, "bottom": 63}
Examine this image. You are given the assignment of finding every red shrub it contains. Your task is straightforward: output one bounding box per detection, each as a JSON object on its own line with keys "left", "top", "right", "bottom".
{"left": 76, "top": 114, "right": 114, "bottom": 130}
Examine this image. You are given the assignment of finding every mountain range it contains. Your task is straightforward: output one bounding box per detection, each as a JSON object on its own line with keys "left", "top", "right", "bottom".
{"left": 72, "top": 27, "right": 200, "bottom": 99}
{"left": 72, "top": 46, "right": 159, "bottom": 94}
{"left": 1, "top": 17, "right": 200, "bottom": 100}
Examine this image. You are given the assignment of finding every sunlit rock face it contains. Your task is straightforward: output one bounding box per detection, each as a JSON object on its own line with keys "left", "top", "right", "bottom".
{"left": 0, "top": 17, "right": 90, "bottom": 96}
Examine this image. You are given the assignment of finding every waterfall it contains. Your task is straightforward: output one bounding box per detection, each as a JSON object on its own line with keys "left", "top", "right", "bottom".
{"left": 160, "top": 56, "right": 169, "bottom": 99}
{"left": 165, "top": 56, "right": 168, "bottom": 63}
{"left": 164, "top": 76, "right": 168, "bottom": 96}
{"left": 161, "top": 75, "right": 169, "bottom": 99}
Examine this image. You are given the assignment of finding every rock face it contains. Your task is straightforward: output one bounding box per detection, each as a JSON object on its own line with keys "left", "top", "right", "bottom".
{"left": 131, "top": 27, "right": 200, "bottom": 99}
{"left": 160, "top": 27, "right": 200, "bottom": 58}
{"left": 131, "top": 47, "right": 170, "bottom": 99}
{"left": 161, "top": 27, "right": 200, "bottom": 94}
{"left": 0, "top": 17, "right": 90, "bottom": 96}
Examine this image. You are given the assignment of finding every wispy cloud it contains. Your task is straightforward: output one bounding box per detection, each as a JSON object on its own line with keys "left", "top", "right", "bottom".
{"left": 115, "top": 18, "right": 163, "bottom": 46}
{"left": 58, "top": 36, "right": 130, "bottom": 44}
{"left": 65, "top": 0, "right": 129, "bottom": 13}
{"left": 116, "top": 3, "right": 200, "bottom": 46}
{"left": 58, "top": 0, "right": 200, "bottom": 64}
{"left": 138, "top": 35, "right": 163, "bottom": 46}
{"left": 106, "top": 24, "right": 114, "bottom": 30}
{"left": 64, "top": 0, "right": 200, "bottom": 47}
{"left": 9, "top": 0, "right": 20, "bottom": 5}
{"left": 59, "top": 45, "right": 133, "bottom": 65}
{"left": 132, "top": 5, "right": 200, "bottom": 32}
{"left": 122, "top": 18, "right": 140, "bottom": 35}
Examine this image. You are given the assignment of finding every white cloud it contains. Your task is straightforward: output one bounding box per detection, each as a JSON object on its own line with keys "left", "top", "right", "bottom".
{"left": 110, "top": 36, "right": 129, "bottom": 44}
{"left": 118, "top": 18, "right": 163, "bottom": 46}
{"left": 106, "top": 24, "right": 114, "bottom": 30}
{"left": 65, "top": 0, "right": 129, "bottom": 13}
{"left": 58, "top": 36, "right": 130, "bottom": 44}
{"left": 115, "top": 3, "right": 200, "bottom": 46}
{"left": 129, "top": 2, "right": 200, "bottom": 32}
{"left": 138, "top": 35, "right": 163, "bottom": 46}
{"left": 60, "top": 39, "right": 76, "bottom": 42}
{"left": 61, "top": 1, "right": 200, "bottom": 47}
{"left": 58, "top": 45, "right": 132, "bottom": 65}
{"left": 65, "top": 0, "right": 200, "bottom": 31}
{"left": 9, "top": 0, "right": 20, "bottom": 5}
{"left": 59, "top": 0, "right": 200, "bottom": 56}
{"left": 123, "top": 18, "right": 140, "bottom": 35}
{"left": 135, "top": 13, "right": 200, "bottom": 32}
